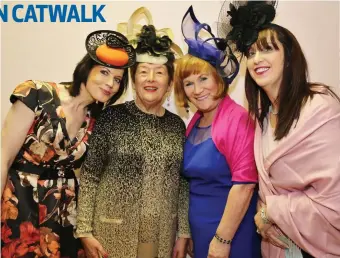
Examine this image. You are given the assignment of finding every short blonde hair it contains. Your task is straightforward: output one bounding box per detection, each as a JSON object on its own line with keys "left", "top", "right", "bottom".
{"left": 174, "top": 54, "right": 227, "bottom": 107}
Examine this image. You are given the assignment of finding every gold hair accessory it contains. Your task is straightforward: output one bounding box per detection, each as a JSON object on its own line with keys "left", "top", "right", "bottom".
{"left": 117, "top": 7, "right": 183, "bottom": 60}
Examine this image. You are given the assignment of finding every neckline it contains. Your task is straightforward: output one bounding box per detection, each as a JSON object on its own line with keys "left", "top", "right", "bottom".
{"left": 126, "top": 100, "right": 169, "bottom": 120}
{"left": 196, "top": 124, "right": 212, "bottom": 129}
{"left": 53, "top": 84, "right": 92, "bottom": 148}
{"left": 134, "top": 100, "right": 166, "bottom": 117}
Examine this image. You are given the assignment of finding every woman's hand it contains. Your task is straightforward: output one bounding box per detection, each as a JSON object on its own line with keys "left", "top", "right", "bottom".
{"left": 254, "top": 206, "right": 289, "bottom": 249}
{"left": 81, "top": 237, "right": 108, "bottom": 258}
{"left": 187, "top": 238, "right": 194, "bottom": 257}
{"left": 207, "top": 237, "right": 230, "bottom": 258}
{"left": 172, "top": 237, "right": 189, "bottom": 258}
{"left": 265, "top": 225, "right": 289, "bottom": 249}
{"left": 254, "top": 207, "right": 272, "bottom": 239}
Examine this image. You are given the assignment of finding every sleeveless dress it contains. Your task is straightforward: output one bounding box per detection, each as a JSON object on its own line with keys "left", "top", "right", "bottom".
{"left": 183, "top": 120, "right": 261, "bottom": 258}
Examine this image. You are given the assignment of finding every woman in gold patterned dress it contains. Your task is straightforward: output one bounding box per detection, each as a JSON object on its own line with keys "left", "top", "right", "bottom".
{"left": 76, "top": 25, "right": 190, "bottom": 258}
{"left": 1, "top": 30, "right": 136, "bottom": 257}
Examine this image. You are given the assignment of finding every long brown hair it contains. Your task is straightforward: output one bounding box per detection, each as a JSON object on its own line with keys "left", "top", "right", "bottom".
{"left": 245, "top": 24, "right": 339, "bottom": 140}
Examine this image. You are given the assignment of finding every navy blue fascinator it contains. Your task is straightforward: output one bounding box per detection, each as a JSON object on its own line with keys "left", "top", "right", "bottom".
{"left": 182, "top": 6, "right": 239, "bottom": 84}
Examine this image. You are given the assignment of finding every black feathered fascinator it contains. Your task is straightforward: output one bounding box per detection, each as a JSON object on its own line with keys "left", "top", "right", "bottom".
{"left": 218, "top": 1, "right": 278, "bottom": 55}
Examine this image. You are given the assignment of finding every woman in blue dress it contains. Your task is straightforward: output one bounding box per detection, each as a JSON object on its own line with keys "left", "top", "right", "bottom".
{"left": 173, "top": 6, "right": 261, "bottom": 258}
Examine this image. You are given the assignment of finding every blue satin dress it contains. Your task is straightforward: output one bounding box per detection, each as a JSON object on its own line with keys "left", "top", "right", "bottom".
{"left": 183, "top": 122, "right": 261, "bottom": 258}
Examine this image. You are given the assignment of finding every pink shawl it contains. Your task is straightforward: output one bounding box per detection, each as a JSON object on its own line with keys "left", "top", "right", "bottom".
{"left": 186, "top": 95, "right": 258, "bottom": 183}
{"left": 256, "top": 92, "right": 340, "bottom": 258}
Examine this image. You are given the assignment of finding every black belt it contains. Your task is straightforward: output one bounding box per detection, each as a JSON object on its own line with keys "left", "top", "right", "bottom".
{"left": 11, "top": 162, "right": 76, "bottom": 180}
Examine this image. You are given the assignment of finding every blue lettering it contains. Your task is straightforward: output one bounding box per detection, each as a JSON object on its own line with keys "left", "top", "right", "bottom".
{"left": 36, "top": 5, "right": 48, "bottom": 22}
{"left": 49, "top": 5, "right": 67, "bottom": 22}
{"left": 24, "top": 5, "right": 38, "bottom": 22}
{"left": 0, "top": 5, "right": 8, "bottom": 22}
{"left": 67, "top": 4, "right": 80, "bottom": 22}
{"left": 12, "top": 4, "right": 24, "bottom": 22}
{"left": 8, "top": 4, "right": 107, "bottom": 23}
{"left": 93, "top": 5, "right": 106, "bottom": 22}
{"left": 81, "top": 5, "right": 92, "bottom": 22}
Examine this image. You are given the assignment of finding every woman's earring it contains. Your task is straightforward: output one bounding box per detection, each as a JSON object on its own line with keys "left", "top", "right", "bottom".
{"left": 166, "top": 95, "right": 170, "bottom": 107}
{"left": 184, "top": 103, "right": 190, "bottom": 113}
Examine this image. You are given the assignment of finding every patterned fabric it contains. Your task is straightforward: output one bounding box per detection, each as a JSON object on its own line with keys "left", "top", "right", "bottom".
{"left": 76, "top": 101, "right": 190, "bottom": 258}
{"left": 1, "top": 80, "right": 95, "bottom": 257}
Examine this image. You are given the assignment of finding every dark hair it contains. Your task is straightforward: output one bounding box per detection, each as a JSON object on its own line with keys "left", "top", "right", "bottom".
{"left": 130, "top": 60, "right": 174, "bottom": 85}
{"left": 61, "top": 53, "right": 129, "bottom": 118}
{"left": 245, "top": 24, "right": 339, "bottom": 140}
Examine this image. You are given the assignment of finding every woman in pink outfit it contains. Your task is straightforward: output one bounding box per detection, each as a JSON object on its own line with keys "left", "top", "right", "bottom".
{"left": 224, "top": 1, "right": 340, "bottom": 257}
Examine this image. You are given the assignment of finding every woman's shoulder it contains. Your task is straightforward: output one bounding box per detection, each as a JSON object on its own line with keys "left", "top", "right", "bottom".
{"left": 164, "top": 110, "right": 186, "bottom": 130}
{"left": 100, "top": 102, "right": 128, "bottom": 117}
{"left": 12, "top": 80, "right": 57, "bottom": 94}
{"left": 29, "top": 80, "right": 58, "bottom": 91}
{"left": 303, "top": 85, "right": 340, "bottom": 119}
{"left": 309, "top": 86, "right": 339, "bottom": 110}
{"left": 10, "top": 80, "right": 60, "bottom": 111}
{"left": 217, "top": 96, "right": 253, "bottom": 127}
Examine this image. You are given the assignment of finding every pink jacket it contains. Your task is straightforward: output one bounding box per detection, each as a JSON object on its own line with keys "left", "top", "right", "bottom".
{"left": 256, "top": 92, "right": 340, "bottom": 258}
{"left": 186, "top": 95, "right": 258, "bottom": 183}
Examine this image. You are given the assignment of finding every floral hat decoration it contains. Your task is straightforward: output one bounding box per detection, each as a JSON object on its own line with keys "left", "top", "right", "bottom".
{"left": 182, "top": 6, "right": 240, "bottom": 84}
{"left": 218, "top": 1, "right": 278, "bottom": 55}
{"left": 86, "top": 30, "right": 136, "bottom": 68}
{"left": 117, "top": 7, "right": 183, "bottom": 65}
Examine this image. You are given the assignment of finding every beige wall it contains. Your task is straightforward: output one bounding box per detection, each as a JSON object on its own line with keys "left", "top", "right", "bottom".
{"left": 1, "top": 1, "right": 339, "bottom": 126}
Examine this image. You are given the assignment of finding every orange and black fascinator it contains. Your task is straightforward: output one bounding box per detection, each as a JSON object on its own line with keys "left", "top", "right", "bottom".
{"left": 86, "top": 30, "right": 136, "bottom": 68}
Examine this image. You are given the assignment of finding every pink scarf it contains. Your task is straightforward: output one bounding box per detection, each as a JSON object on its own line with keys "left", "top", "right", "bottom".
{"left": 256, "top": 92, "right": 340, "bottom": 258}
{"left": 186, "top": 95, "right": 258, "bottom": 183}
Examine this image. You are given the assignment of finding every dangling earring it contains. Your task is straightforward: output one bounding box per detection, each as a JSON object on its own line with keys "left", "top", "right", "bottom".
{"left": 184, "top": 102, "right": 190, "bottom": 113}
{"left": 166, "top": 95, "right": 170, "bottom": 107}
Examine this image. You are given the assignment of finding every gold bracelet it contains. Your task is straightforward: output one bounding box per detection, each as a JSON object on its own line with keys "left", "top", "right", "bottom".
{"left": 260, "top": 207, "right": 271, "bottom": 224}
{"left": 214, "top": 234, "right": 232, "bottom": 244}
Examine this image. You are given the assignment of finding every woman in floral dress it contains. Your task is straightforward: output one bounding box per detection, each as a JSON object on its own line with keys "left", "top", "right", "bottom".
{"left": 1, "top": 30, "right": 136, "bottom": 257}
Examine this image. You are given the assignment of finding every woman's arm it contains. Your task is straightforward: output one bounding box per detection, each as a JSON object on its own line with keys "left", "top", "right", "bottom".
{"left": 208, "top": 106, "right": 258, "bottom": 257}
{"left": 76, "top": 108, "right": 113, "bottom": 258}
{"left": 216, "top": 184, "right": 255, "bottom": 240}
{"left": 207, "top": 184, "right": 255, "bottom": 258}
{"left": 76, "top": 108, "right": 111, "bottom": 238}
{"left": 265, "top": 95, "right": 340, "bottom": 256}
{"left": 173, "top": 175, "right": 191, "bottom": 258}
{"left": 177, "top": 174, "right": 190, "bottom": 238}
{"left": 1, "top": 101, "right": 35, "bottom": 197}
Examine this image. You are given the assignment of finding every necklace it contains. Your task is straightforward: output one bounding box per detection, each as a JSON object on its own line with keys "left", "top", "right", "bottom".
{"left": 269, "top": 105, "right": 279, "bottom": 115}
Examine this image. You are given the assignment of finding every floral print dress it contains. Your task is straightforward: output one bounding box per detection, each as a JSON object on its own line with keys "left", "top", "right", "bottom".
{"left": 1, "top": 80, "right": 95, "bottom": 258}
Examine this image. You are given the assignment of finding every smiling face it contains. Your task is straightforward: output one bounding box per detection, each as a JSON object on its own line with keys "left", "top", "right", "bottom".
{"left": 246, "top": 30, "right": 285, "bottom": 91}
{"left": 183, "top": 72, "right": 222, "bottom": 114}
{"left": 85, "top": 65, "right": 124, "bottom": 103}
{"left": 174, "top": 55, "right": 227, "bottom": 112}
{"left": 133, "top": 63, "right": 171, "bottom": 107}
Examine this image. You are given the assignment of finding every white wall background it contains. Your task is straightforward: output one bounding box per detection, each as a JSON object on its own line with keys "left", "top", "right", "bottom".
{"left": 1, "top": 0, "right": 339, "bottom": 126}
